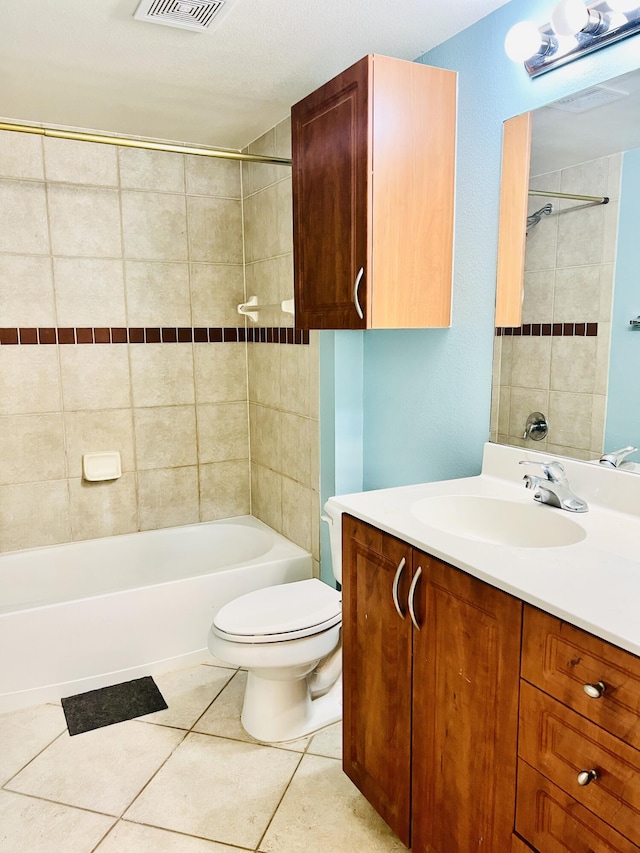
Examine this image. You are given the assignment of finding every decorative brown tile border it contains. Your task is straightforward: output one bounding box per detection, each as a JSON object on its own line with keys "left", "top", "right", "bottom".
{"left": 495, "top": 322, "right": 598, "bottom": 337}
{"left": 0, "top": 327, "right": 310, "bottom": 346}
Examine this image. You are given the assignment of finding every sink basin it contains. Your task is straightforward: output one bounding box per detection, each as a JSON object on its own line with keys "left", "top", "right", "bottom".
{"left": 411, "top": 495, "right": 586, "bottom": 548}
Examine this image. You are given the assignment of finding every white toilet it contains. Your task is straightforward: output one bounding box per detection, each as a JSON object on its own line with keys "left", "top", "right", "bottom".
{"left": 208, "top": 506, "right": 343, "bottom": 743}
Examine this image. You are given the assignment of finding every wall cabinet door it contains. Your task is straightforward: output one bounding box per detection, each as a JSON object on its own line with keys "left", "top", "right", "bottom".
{"left": 341, "top": 514, "right": 413, "bottom": 845}
{"left": 342, "top": 515, "right": 522, "bottom": 852}
{"left": 292, "top": 55, "right": 456, "bottom": 330}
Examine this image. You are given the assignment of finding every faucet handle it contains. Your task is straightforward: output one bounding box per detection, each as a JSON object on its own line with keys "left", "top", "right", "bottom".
{"left": 599, "top": 445, "right": 638, "bottom": 468}
{"left": 519, "top": 459, "right": 568, "bottom": 485}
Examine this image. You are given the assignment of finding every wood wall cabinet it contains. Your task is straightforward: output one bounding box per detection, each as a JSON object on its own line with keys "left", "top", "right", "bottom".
{"left": 341, "top": 514, "right": 522, "bottom": 852}
{"left": 291, "top": 55, "right": 456, "bottom": 330}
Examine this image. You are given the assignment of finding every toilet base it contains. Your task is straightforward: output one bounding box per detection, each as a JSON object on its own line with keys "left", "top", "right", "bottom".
{"left": 241, "top": 670, "right": 342, "bottom": 743}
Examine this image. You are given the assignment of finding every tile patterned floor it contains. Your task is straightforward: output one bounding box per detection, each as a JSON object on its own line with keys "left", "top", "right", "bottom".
{"left": 0, "top": 663, "right": 408, "bottom": 852}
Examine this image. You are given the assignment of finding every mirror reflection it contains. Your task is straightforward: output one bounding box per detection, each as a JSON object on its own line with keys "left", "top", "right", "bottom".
{"left": 491, "top": 68, "right": 640, "bottom": 471}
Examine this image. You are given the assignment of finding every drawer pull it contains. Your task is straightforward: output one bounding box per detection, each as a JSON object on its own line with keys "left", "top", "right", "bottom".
{"left": 583, "top": 681, "right": 606, "bottom": 699}
{"left": 577, "top": 769, "right": 599, "bottom": 786}
{"left": 392, "top": 557, "right": 407, "bottom": 619}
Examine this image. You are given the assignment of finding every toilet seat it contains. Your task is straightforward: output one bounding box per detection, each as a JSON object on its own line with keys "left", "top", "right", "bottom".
{"left": 212, "top": 578, "right": 341, "bottom": 644}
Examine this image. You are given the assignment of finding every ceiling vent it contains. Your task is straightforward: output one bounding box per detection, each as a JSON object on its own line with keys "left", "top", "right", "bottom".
{"left": 133, "top": 0, "right": 239, "bottom": 32}
{"left": 549, "top": 85, "right": 629, "bottom": 113}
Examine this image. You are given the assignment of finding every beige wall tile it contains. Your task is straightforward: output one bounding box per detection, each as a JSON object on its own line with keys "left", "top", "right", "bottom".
{"left": 550, "top": 336, "right": 597, "bottom": 394}
{"left": 0, "top": 179, "right": 49, "bottom": 254}
{"left": 280, "top": 344, "right": 310, "bottom": 416}
{"left": 0, "top": 413, "right": 66, "bottom": 485}
{"left": 311, "top": 489, "right": 320, "bottom": 562}
{"left": 249, "top": 403, "right": 281, "bottom": 470}
{"left": 308, "top": 333, "right": 320, "bottom": 420}
{"left": 498, "top": 385, "right": 510, "bottom": 436}
{"left": 510, "top": 336, "right": 551, "bottom": 391}
{"left": 134, "top": 405, "right": 197, "bottom": 470}
{"left": 137, "top": 466, "right": 200, "bottom": 531}
{"left": 190, "top": 263, "right": 245, "bottom": 327}
{"left": 250, "top": 463, "right": 282, "bottom": 532}
{"left": 64, "top": 409, "right": 135, "bottom": 477}
{"left": 244, "top": 254, "right": 293, "bottom": 307}
{"left": 599, "top": 264, "right": 615, "bottom": 323}
{"left": 594, "top": 322, "right": 611, "bottom": 397}
{"left": 275, "top": 115, "right": 292, "bottom": 159}
{"left": 556, "top": 205, "right": 604, "bottom": 269}
{"left": 523, "top": 212, "right": 557, "bottom": 273}
{"left": 0, "top": 347, "right": 62, "bottom": 415}
{"left": 119, "top": 148, "right": 185, "bottom": 193}
{"left": 53, "top": 258, "right": 126, "bottom": 326}
{"left": 590, "top": 394, "right": 607, "bottom": 455}
{"left": 548, "top": 391, "right": 593, "bottom": 450}
{"left": 310, "top": 418, "right": 319, "bottom": 491}
{"left": 43, "top": 137, "right": 118, "bottom": 186}
{"left": 521, "top": 269, "right": 554, "bottom": 324}
{"left": 281, "top": 478, "right": 312, "bottom": 552}
{"left": 602, "top": 200, "right": 621, "bottom": 264}
{"left": 508, "top": 388, "right": 549, "bottom": 445}
{"left": 276, "top": 178, "right": 293, "bottom": 256}
{"left": 0, "top": 255, "right": 55, "bottom": 326}
{"left": 248, "top": 343, "right": 281, "bottom": 407}
{"left": 499, "top": 336, "right": 513, "bottom": 387}
{"left": 47, "top": 185, "right": 121, "bottom": 257}
{"left": 185, "top": 157, "right": 241, "bottom": 198}
{"left": 60, "top": 346, "right": 131, "bottom": 411}
{"left": 0, "top": 481, "right": 71, "bottom": 552}
{"left": 0, "top": 130, "right": 44, "bottom": 180}
{"left": 243, "top": 186, "right": 278, "bottom": 263}
{"left": 197, "top": 402, "right": 249, "bottom": 464}
{"left": 130, "top": 344, "right": 195, "bottom": 407}
{"left": 194, "top": 343, "right": 247, "bottom": 404}
{"left": 279, "top": 412, "right": 311, "bottom": 486}
{"left": 243, "top": 126, "right": 290, "bottom": 197}
{"left": 69, "top": 473, "right": 138, "bottom": 541}
{"left": 187, "top": 197, "right": 243, "bottom": 264}
{"left": 560, "top": 157, "right": 608, "bottom": 198}
{"left": 553, "top": 265, "right": 601, "bottom": 322}
{"left": 606, "top": 153, "right": 622, "bottom": 201}
{"left": 122, "top": 191, "right": 187, "bottom": 261}
{"left": 125, "top": 261, "right": 191, "bottom": 327}
{"left": 199, "top": 460, "right": 250, "bottom": 521}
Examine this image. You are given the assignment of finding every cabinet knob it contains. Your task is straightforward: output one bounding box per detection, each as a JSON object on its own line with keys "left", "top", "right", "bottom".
{"left": 583, "top": 681, "right": 606, "bottom": 699}
{"left": 577, "top": 769, "right": 599, "bottom": 786}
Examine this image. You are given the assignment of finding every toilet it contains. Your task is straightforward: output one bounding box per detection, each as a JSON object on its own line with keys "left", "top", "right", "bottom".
{"left": 208, "top": 505, "right": 343, "bottom": 743}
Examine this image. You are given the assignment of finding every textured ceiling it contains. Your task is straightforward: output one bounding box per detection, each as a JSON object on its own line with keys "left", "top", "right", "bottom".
{"left": 1, "top": 0, "right": 511, "bottom": 150}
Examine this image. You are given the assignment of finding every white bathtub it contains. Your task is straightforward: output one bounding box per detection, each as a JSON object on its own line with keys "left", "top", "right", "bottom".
{"left": 0, "top": 516, "right": 312, "bottom": 713}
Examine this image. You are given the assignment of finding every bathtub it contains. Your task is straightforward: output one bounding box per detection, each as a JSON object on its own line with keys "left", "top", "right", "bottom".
{"left": 0, "top": 516, "right": 312, "bottom": 713}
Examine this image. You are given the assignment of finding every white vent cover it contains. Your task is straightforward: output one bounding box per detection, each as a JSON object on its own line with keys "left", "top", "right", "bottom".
{"left": 549, "top": 85, "right": 629, "bottom": 113}
{"left": 134, "top": 0, "right": 239, "bottom": 32}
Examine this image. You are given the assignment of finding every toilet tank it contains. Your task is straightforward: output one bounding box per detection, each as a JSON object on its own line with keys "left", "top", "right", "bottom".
{"left": 321, "top": 500, "right": 342, "bottom": 585}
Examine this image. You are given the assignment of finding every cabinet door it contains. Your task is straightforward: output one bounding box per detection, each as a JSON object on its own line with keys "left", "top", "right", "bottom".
{"left": 341, "top": 514, "right": 413, "bottom": 845}
{"left": 292, "top": 56, "right": 369, "bottom": 330}
{"left": 411, "top": 551, "right": 522, "bottom": 853}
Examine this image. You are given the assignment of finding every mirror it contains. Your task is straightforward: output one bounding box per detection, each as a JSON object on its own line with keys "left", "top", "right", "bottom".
{"left": 491, "top": 68, "right": 640, "bottom": 470}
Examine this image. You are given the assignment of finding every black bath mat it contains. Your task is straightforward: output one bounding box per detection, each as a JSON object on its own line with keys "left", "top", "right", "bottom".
{"left": 61, "top": 676, "right": 167, "bottom": 736}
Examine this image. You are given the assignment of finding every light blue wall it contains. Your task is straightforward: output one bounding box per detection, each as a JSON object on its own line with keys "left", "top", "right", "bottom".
{"left": 320, "top": 0, "right": 640, "bottom": 571}
{"left": 605, "top": 147, "right": 640, "bottom": 451}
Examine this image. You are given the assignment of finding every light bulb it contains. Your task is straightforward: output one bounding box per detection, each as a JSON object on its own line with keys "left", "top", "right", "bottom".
{"left": 551, "top": 0, "right": 589, "bottom": 34}
{"left": 607, "top": 0, "right": 640, "bottom": 11}
{"left": 504, "top": 21, "right": 546, "bottom": 62}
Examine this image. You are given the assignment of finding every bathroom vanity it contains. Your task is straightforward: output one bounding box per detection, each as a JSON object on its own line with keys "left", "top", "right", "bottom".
{"left": 327, "top": 443, "right": 640, "bottom": 853}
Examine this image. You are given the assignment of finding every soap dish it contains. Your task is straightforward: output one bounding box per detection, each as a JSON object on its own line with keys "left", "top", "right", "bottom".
{"left": 82, "top": 452, "right": 122, "bottom": 482}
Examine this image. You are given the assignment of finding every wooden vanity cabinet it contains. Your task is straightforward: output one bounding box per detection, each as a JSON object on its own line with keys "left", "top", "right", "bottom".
{"left": 341, "top": 514, "right": 522, "bottom": 851}
{"left": 291, "top": 55, "right": 456, "bottom": 330}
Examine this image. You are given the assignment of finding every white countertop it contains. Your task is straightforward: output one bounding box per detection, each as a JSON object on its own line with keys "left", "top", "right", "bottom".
{"left": 326, "top": 443, "right": 640, "bottom": 657}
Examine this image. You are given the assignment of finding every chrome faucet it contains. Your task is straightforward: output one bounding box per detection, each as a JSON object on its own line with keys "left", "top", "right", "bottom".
{"left": 519, "top": 460, "right": 589, "bottom": 513}
{"left": 599, "top": 445, "right": 638, "bottom": 469}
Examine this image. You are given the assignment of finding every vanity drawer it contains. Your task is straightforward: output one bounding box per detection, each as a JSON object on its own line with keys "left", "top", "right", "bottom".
{"left": 519, "top": 681, "right": 640, "bottom": 846}
{"left": 516, "top": 760, "right": 638, "bottom": 853}
{"left": 522, "top": 605, "right": 640, "bottom": 749}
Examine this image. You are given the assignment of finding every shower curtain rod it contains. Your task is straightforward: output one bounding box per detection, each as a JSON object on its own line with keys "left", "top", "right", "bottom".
{"left": 529, "top": 188, "right": 608, "bottom": 204}
{"left": 0, "top": 121, "right": 293, "bottom": 166}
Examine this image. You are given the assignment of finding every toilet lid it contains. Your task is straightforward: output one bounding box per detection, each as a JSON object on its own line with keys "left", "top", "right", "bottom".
{"left": 212, "top": 578, "right": 341, "bottom": 642}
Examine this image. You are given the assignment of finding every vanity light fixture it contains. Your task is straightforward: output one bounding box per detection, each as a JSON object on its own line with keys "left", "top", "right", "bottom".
{"left": 505, "top": 0, "right": 640, "bottom": 77}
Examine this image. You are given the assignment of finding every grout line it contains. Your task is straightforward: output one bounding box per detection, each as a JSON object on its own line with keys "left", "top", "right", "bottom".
{"left": 1, "top": 728, "right": 67, "bottom": 790}
{"left": 254, "top": 749, "right": 306, "bottom": 852}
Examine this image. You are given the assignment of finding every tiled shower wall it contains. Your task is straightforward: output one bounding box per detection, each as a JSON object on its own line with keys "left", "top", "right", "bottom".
{"left": 243, "top": 120, "right": 321, "bottom": 576}
{"left": 0, "top": 119, "right": 319, "bottom": 566}
{"left": 491, "top": 153, "right": 621, "bottom": 459}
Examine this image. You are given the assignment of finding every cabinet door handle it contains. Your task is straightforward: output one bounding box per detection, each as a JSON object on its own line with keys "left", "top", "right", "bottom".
{"left": 353, "top": 267, "right": 364, "bottom": 320}
{"left": 408, "top": 566, "right": 422, "bottom": 631}
{"left": 392, "top": 557, "right": 407, "bottom": 619}
{"left": 583, "top": 681, "right": 606, "bottom": 699}
{"left": 577, "top": 769, "right": 599, "bottom": 786}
